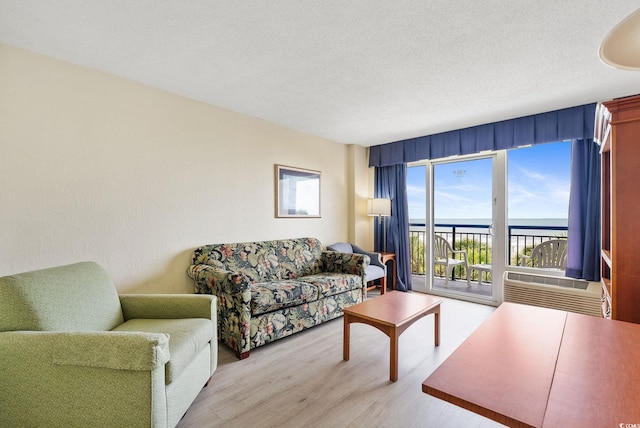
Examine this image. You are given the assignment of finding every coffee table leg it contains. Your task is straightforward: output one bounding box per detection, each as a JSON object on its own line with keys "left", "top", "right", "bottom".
{"left": 343, "top": 314, "right": 350, "bottom": 361}
{"left": 434, "top": 307, "right": 440, "bottom": 347}
{"left": 390, "top": 329, "right": 398, "bottom": 382}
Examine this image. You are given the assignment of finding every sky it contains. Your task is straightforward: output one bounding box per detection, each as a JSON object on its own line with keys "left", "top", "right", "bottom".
{"left": 407, "top": 141, "right": 571, "bottom": 222}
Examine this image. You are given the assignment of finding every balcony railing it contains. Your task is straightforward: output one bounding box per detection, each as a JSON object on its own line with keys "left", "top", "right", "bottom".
{"left": 410, "top": 222, "right": 568, "bottom": 284}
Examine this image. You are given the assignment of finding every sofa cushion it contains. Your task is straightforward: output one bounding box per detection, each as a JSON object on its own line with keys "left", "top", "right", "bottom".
{"left": 249, "top": 291, "right": 363, "bottom": 350}
{"left": 112, "top": 318, "right": 213, "bottom": 384}
{"left": 251, "top": 281, "right": 319, "bottom": 315}
{"left": 190, "top": 238, "right": 325, "bottom": 283}
{"left": 299, "top": 273, "right": 362, "bottom": 299}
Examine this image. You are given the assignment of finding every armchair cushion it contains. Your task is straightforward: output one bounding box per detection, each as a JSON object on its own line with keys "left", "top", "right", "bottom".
{"left": 0, "top": 261, "right": 124, "bottom": 332}
{"left": 113, "top": 318, "right": 213, "bottom": 384}
{"left": 365, "top": 265, "right": 386, "bottom": 282}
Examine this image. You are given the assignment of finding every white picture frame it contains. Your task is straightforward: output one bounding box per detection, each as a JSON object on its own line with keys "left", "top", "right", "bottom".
{"left": 275, "top": 165, "right": 321, "bottom": 218}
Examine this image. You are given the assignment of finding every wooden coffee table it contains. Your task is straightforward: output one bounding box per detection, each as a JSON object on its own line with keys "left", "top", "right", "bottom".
{"left": 343, "top": 291, "right": 442, "bottom": 381}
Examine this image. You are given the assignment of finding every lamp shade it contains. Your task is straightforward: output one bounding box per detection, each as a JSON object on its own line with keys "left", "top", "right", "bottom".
{"left": 368, "top": 198, "right": 391, "bottom": 216}
{"left": 599, "top": 9, "right": 640, "bottom": 70}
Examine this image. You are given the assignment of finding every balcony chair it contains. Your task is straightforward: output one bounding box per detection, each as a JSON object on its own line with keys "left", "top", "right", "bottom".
{"left": 327, "top": 242, "right": 387, "bottom": 296}
{"left": 0, "top": 261, "right": 217, "bottom": 428}
{"left": 520, "top": 239, "right": 568, "bottom": 270}
{"left": 434, "top": 235, "right": 470, "bottom": 287}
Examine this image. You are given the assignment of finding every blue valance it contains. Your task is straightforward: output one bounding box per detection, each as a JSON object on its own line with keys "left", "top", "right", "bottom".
{"left": 369, "top": 103, "right": 597, "bottom": 167}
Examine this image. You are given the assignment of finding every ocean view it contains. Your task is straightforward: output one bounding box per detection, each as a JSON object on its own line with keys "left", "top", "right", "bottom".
{"left": 411, "top": 218, "right": 568, "bottom": 235}
{"left": 410, "top": 218, "right": 568, "bottom": 227}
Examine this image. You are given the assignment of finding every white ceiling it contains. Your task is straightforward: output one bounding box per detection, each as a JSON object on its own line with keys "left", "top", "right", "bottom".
{"left": 2, "top": 1, "right": 640, "bottom": 147}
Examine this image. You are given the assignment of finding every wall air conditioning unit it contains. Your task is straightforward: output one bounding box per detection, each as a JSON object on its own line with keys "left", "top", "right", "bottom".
{"left": 503, "top": 271, "right": 601, "bottom": 317}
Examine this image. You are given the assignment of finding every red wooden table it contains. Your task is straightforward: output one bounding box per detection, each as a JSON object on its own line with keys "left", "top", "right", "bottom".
{"left": 423, "top": 302, "right": 640, "bottom": 428}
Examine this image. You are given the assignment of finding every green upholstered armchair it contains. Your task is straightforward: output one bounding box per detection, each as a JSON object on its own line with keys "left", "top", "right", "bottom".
{"left": 0, "top": 261, "right": 217, "bottom": 428}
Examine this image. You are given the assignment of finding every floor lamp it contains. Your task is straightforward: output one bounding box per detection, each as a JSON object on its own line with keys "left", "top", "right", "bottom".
{"left": 368, "top": 198, "right": 391, "bottom": 252}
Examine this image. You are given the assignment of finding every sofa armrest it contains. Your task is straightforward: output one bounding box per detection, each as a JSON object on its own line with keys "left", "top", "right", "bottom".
{"left": 187, "top": 264, "right": 252, "bottom": 358}
{"left": 187, "top": 264, "right": 251, "bottom": 295}
{"left": 119, "top": 294, "right": 215, "bottom": 321}
{"left": 351, "top": 244, "right": 385, "bottom": 269}
{"left": 322, "top": 251, "right": 370, "bottom": 283}
{"left": 0, "top": 331, "right": 169, "bottom": 427}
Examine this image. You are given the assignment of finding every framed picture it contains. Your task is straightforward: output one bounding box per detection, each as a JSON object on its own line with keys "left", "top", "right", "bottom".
{"left": 275, "top": 165, "right": 321, "bottom": 218}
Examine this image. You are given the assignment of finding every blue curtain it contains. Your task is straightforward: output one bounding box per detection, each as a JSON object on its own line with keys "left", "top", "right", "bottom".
{"left": 566, "top": 138, "right": 601, "bottom": 281}
{"left": 374, "top": 165, "right": 411, "bottom": 291}
{"left": 369, "top": 103, "right": 596, "bottom": 166}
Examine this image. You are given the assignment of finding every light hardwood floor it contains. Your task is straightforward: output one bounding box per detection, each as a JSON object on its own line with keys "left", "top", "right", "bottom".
{"left": 177, "top": 293, "right": 505, "bottom": 428}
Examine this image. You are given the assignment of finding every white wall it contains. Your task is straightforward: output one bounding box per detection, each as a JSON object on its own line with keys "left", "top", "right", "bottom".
{"left": 0, "top": 43, "right": 370, "bottom": 293}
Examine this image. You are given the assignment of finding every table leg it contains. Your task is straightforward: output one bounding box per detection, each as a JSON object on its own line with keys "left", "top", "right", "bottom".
{"left": 343, "top": 314, "right": 350, "bottom": 361}
{"left": 391, "top": 260, "right": 397, "bottom": 290}
{"left": 434, "top": 307, "right": 440, "bottom": 347}
{"left": 390, "top": 329, "right": 399, "bottom": 382}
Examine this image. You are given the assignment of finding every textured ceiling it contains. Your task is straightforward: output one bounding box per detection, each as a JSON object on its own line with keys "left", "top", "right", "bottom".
{"left": 1, "top": 1, "right": 640, "bottom": 147}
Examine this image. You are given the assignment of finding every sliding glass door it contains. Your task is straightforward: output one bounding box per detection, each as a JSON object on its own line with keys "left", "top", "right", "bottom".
{"left": 408, "top": 142, "right": 572, "bottom": 303}
{"left": 409, "top": 153, "right": 504, "bottom": 303}
{"left": 432, "top": 156, "right": 495, "bottom": 300}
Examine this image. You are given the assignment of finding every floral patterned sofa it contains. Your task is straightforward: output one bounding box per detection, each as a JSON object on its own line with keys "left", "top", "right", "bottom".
{"left": 187, "top": 237, "right": 369, "bottom": 359}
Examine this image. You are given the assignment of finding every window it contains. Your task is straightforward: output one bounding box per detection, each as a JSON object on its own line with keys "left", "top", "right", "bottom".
{"left": 507, "top": 141, "right": 570, "bottom": 266}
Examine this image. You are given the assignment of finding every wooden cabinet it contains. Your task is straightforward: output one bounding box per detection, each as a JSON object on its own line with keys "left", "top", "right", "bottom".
{"left": 596, "top": 95, "right": 640, "bottom": 323}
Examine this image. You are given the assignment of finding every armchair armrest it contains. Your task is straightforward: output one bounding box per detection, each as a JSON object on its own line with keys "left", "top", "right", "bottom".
{"left": 451, "top": 249, "right": 469, "bottom": 264}
{"left": 119, "top": 294, "right": 215, "bottom": 321}
{"left": 520, "top": 255, "right": 531, "bottom": 266}
{"left": 1, "top": 330, "right": 170, "bottom": 370}
{"left": 0, "top": 331, "right": 170, "bottom": 427}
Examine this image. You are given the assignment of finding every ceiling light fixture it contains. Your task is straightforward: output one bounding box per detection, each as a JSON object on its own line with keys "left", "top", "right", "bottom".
{"left": 599, "top": 9, "right": 640, "bottom": 70}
